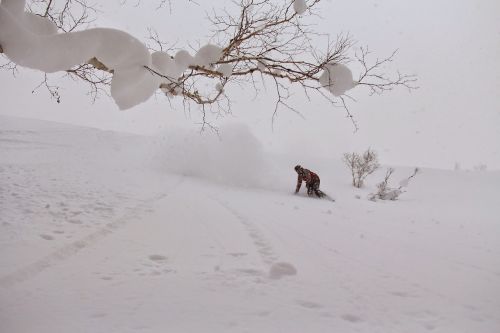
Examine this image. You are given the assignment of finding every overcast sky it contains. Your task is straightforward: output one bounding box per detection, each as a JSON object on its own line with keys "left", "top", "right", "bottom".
{"left": 1, "top": 0, "right": 499, "bottom": 170}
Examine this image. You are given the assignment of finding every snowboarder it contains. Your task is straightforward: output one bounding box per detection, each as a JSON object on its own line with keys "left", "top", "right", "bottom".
{"left": 294, "top": 165, "right": 324, "bottom": 198}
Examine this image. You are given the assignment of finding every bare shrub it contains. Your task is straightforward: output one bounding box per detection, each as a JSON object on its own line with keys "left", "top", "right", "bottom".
{"left": 343, "top": 149, "right": 379, "bottom": 188}
{"left": 369, "top": 167, "right": 419, "bottom": 201}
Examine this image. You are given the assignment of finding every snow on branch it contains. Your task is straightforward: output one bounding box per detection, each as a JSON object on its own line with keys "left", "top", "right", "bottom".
{"left": 0, "top": 0, "right": 417, "bottom": 128}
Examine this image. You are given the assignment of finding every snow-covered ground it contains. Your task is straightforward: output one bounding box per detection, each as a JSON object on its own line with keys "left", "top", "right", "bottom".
{"left": 1, "top": 115, "right": 499, "bottom": 333}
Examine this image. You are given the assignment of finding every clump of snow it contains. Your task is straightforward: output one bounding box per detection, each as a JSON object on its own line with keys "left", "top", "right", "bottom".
{"left": 293, "top": 0, "right": 308, "bottom": 15}
{"left": 111, "top": 67, "right": 160, "bottom": 110}
{"left": 217, "top": 63, "right": 233, "bottom": 77}
{"left": 174, "top": 49, "right": 194, "bottom": 72}
{"left": 256, "top": 60, "right": 267, "bottom": 71}
{"left": 0, "top": 2, "right": 159, "bottom": 110}
{"left": 23, "top": 12, "right": 58, "bottom": 36}
{"left": 269, "top": 262, "right": 297, "bottom": 279}
{"left": 374, "top": 188, "right": 402, "bottom": 201}
{"left": 193, "top": 44, "right": 223, "bottom": 68}
{"left": 151, "top": 51, "right": 182, "bottom": 82}
{"left": 2, "top": 0, "right": 25, "bottom": 15}
{"left": 399, "top": 178, "right": 410, "bottom": 187}
{"left": 319, "top": 63, "right": 357, "bottom": 96}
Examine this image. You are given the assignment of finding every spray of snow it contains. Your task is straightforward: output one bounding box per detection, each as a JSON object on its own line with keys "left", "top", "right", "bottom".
{"left": 319, "top": 63, "right": 357, "bottom": 97}
{"left": 157, "top": 123, "right": 285, "bottom": 190}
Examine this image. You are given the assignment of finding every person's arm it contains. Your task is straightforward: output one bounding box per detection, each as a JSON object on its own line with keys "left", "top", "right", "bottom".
{"left": 295, "top": 174, "right": 302, "bottom": 193}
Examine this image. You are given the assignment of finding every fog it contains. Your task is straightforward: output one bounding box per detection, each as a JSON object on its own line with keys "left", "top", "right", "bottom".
{"left": 1, "top": 0, "right": 499, "bottom": 170}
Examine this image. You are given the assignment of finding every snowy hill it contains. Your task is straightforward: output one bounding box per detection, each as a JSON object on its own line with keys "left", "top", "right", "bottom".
{"left": 1, "top": 115, "right": 499, "bottom": 333}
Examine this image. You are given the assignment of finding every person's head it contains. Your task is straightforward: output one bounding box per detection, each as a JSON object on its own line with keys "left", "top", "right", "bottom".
{"left": 294, "top": 165, "right": 303, "bottom": 174}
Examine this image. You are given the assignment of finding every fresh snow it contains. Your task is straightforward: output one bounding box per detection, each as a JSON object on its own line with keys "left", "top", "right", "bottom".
{"left": 1, "top": 115, "right": 499, "bottom": 333}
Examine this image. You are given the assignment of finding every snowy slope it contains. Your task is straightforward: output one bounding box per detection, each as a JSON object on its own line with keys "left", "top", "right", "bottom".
{"left": 1, "top": 115, "right": 499, "bottom": 333}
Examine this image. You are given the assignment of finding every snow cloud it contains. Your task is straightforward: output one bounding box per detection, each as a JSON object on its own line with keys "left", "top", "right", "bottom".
{"left": 157, "top": 123, "right": 283, "bottom": 190}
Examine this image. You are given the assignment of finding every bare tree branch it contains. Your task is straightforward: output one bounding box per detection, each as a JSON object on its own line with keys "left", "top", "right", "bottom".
{"left": 32, "top": 73, "right": 61, "bottom": 103}
{"left": 356, "top": 47, "right": 418, "bottom": 95}
{"left": 1, "top": 0, "right": 417, "bottom": 128}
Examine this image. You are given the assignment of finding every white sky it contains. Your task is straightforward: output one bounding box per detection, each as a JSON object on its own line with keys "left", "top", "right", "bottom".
{"left": 1, "top": 0, "right": 499, "bottom": 170}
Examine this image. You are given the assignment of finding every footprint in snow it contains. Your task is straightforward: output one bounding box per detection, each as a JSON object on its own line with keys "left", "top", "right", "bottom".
{"left": 89, "top": 312, "right": 108, "bottom": 319}
{"left": 269, "top": 262, "right": 297, "bottom": 280}
{"left": 341, "top": 313, "right": 363, "bottom": 323}
{"left": 148, "top": 254, "right": 168, "bottom": 263}
{"left": 296, "top": 300, "right": 324, "bottom": 309}
{"left": 237, "top": 268, "right": 264, "bottom": 277}
{"left": 254, "top": 310, "right": 272, "bottom": 317}
{"left": 40, "top": 234, "right": 54, "bottom": 240}
{"left": 390, "top": 291, "right": 414, "bottom": 298}
{"left": 141, "top": 255, "right": 175, "bottom": 275}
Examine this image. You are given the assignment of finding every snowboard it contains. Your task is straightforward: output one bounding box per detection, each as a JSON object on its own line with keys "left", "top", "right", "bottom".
{"left": 318, "top": 191, "right": 335, "bottom": 202}
{"left": 295, "top": 191, "right": 335, "bottom": 202}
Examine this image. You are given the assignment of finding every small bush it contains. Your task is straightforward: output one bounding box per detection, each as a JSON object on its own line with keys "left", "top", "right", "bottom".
{"left": 369, "top": 167, "right": 419, "bottom": 201}
{"left": 343, "top": 149, "right": 380, "bottom": 188}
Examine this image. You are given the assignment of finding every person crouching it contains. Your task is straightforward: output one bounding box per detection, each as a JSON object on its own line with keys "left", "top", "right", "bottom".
{"left": 294, "top": 165, "right": 324, "bottom": 198}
